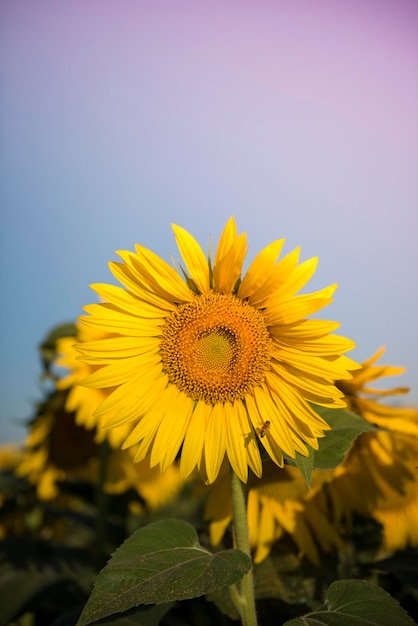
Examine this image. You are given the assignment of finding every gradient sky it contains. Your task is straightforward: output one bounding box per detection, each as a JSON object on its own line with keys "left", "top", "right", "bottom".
{"left": 1, "top": 0, "right": 417, "bottom": 443}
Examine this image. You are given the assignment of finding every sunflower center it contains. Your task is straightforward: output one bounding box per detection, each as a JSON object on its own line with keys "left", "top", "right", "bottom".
{"left": 195, "top": 330, "right": 236, "bottom": 372}
{"left": 160, "top": 293, "right": 272, "bottom": 404}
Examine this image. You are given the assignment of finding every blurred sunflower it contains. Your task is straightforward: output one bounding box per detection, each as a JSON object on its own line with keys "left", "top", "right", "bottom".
{"left": 337, "top": 346, "right": 418, "bottom": 435}
{"left": 16, "top": 391, "right": 99, "bottom": 500}
{"left": 77, "top": 217, "right": 358, "bottom": 484}
{"left": 320, "top": 347, "right": 418, "bottom": 552}
{"left": 204, "top": 460, "right": 343, "bottom": 565}
{"left": 16, "top": 389, "right": 185, "bottom": 510}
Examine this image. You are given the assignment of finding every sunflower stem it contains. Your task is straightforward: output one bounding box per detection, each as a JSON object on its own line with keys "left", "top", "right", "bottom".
{"left": 230, "top": 468, "right": 258, "bottom": 626}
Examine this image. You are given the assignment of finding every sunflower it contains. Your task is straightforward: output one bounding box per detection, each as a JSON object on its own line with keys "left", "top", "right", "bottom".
{"left": 203, "top": 460, "right": 343, "bottom": 565}
{"left": 77, "top": 217, "right": 358, "bottom": 484}
{"left": 316, "top": 348, "right": 418, "bottom": 552}
{"left": 337, "top": 346, "right": 418, "bottom": 435}
{"left": 16, "top": 388, "right": 185, "bottom": 512}
{"left": 16, "top": 391, "right": 100, "bottom": 500}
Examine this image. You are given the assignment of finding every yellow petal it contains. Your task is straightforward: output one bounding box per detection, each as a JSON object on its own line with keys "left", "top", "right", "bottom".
{"left": 80, "top": 305, "right": 163, "bottom": 337}
{"left": 91, "top": 283, "right": 164, "bottom": 318}
{"left": 109, "top": 262, "right": 177, "bottom": 311}
{"left": 180, "top": 401, "right": 210, "bottom": 478}
{"left": 270, "top": 319, "right": 340, "bottom": 340}
{"left": 151, "top": 390, "right": 194, "bottom": 472}
{"left": 213, "top": 233, "right": 247, "bottom": 294}
{"left": 238, "top": 239, "right": 286, "bottom": 299}
{"left": 263, "top": 285, "right": 337, "bottom": 325}
{"left": 224, "top": 402, "right": 248, "bottom": 483}
{"left": 248, "top": 248, "right": 301, "bottom": 307}
{"left": 270, "top": 332, "right": 356, "bottom": 356}
{"left": 131, "top": 246, "right": 194, "bottom": 303}
{"left": 253, "top": 386, "right": 296, "bottom": 457}
{"left": 245, "top": 394, "right": 284, "bottom": 468}
{"left": 214, "top": 216, "right": 238, "bottom": 266}
{"left": 205, "top": 403, "right": 226, "bottom": 483}
{"left": 275, "top": 257, "right": 318, "bottom": 299}
{"left": 79, "top": 336, "right": 160, "bottom": 363}
{"left": 81, "top": 354, "right": 161, "bottom": 388}
{"left": 172, "top": 224, "right": 210, "bottom": 294}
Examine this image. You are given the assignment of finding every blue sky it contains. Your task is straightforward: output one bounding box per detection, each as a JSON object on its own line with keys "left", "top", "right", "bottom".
{"left": 1, "top": 0, "right": 417, "bottom": 443}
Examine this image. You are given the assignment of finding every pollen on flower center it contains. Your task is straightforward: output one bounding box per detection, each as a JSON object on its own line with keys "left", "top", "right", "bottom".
{"left": 195, "top": 330, "right": 236, "bottom": 372}
{"left": 160, "top": 293, "right": 272, "bottom": 404}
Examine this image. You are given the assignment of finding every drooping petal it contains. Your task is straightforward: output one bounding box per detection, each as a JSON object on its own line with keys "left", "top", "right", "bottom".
{"left": 180, "top": 401, "right": 209, "bottom": 478}
{"left": 205, "top": 403, "right": 227, "bottom": 484}
{"left": 224, "top": 402, "right": 248, "bottom": 483}
{"left": 151, "top": 389, "right": 194, "bottom": 472}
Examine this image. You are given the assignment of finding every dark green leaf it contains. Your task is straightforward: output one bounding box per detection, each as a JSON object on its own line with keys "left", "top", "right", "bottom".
{"left": 283, "top": 579, "right": 416, "bottom": 625}
{"left": 88, "top": 604, "right": 174, "bottom": 626}
{"left": 294, "top": 451, "right": 314, "bottom": 488}
{"left": 313, "top": 407, "right": 376, "bottom": 469}
{"left": 287, "top": 407, "right": 376, "bottom": 486}
{"left": 77, "top": 519, "right": 250, "bottom": 626}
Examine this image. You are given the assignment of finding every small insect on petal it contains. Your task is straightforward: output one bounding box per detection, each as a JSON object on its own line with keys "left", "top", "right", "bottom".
{"left": 259, "top": 420, "right": 271, "bottom": 438}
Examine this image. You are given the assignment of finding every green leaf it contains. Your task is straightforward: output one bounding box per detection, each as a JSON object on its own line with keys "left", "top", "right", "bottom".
{"left": 289, "top": 407, "right": 376, "bottom": 486}
{"left": 294, "top": 450, "right": 314, "bottom": 488}
{"left": 84, "top": 604, "right": 175, "bottom": 625}
{"left": 283, "top": 579, "right": 416, "bottom": 625}
{"left": 39, "top": 321, "right": 77, "bottom": 376}
{"left": 313, "top": 407, "right": 376, "bottom": 469}
{"left": 77, "top": 519, "right": 251, "bottom": 626}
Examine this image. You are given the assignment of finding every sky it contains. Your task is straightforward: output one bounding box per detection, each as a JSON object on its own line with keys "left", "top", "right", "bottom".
{"left": 1, "top": 0, "right": 417, "bottom": 443}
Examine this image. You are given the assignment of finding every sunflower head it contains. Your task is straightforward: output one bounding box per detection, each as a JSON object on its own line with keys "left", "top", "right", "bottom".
{"left": 16, "top": 391, "right": 99, "bottom": 500}
{"left": 77, "top": 217, "right": 358, "bottom": 484}
{"left": 307, "top": 349, "right": 418, "bottom": 553}
{"left": 337, "top": 346, "right": 418, "bottom": 435}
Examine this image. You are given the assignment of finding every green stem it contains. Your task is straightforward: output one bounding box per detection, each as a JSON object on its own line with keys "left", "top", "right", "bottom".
{"left": 230, "top": 468, "right": 258, "bottom": 626}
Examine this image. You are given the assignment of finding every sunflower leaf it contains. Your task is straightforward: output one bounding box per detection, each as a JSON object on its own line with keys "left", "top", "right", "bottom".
{"left": 76, "top": 519, "right": 251, "bottom": 626}
{"left": 290, "top": 407, "right": 376, "bottom": 486}
{"left": 79, "top": 603, "right": 175, "bottom": 625}
{"left": 312, "top": 406, "right": 376, "bottom": 469}
{"left": 283, "top": 579, "right": 416, "bottom": 625}
{"left": 39, "top": 320, "right": 77, "bottom": 377}
{"left": 293, "top": 450, "right": 314, "bottom": 488}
